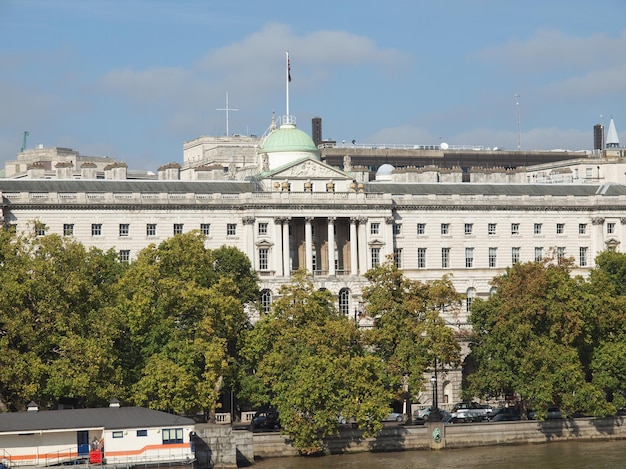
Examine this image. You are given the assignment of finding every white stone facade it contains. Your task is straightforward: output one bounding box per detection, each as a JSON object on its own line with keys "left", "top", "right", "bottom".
{"left": 4, "top": 133, "right": 626, "bottom": 406}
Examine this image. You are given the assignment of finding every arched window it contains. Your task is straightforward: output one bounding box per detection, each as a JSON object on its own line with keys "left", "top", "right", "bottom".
{"left": 260, "top": 289, "right": 272, "bottom": 314}
{"left": 490, "top": 286, "right": 497, "bottom": 296}
{"left": 466, "top": 287, "right": 476, "bottom": 313}
{"left": 338, "top": 288, "right": 350, "bottom": 316}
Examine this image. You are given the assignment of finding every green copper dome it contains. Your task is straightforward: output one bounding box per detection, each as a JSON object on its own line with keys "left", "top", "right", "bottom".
{"left": 260, "top": 123, "right": 320, "bottom": 155}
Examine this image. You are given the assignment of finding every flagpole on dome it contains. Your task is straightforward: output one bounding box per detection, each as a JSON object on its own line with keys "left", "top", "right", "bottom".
{"left": 285, "top": 51, "right": 291, "bottom": 118}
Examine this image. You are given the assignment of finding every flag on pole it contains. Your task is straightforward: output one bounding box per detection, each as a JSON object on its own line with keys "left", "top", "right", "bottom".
{"left": 288, "top": 56, "right": 291, "bottom": 82}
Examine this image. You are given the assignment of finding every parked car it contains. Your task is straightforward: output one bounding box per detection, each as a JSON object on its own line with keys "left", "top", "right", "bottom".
{"left": 383, "top": 412, "right": 405, "bottom": 422}
{"left": 450, "top": 402, "right": 493, "bottom": 423}
{"left": 249, "top": 408, "right": 280, "bottom": 432}
{"left": 488, "top": 407, "right": 521, "bottom": 422}
{"left": 414, "top": 406, "right": 433, "bottom": 421}
{"left": 413, "top": 407, "right": 452, "bottom": 423}
{"left": 528, "top": 406, "right": 562, "bottom": 420}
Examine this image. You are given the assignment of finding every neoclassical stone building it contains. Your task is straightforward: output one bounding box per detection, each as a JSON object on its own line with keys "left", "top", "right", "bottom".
{"left": 3, "top": 114, "right": 626, "bottom": 405}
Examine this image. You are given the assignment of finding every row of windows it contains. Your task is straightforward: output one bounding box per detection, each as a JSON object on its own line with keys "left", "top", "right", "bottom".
{"left": 410, "top": 222, "right": 598, "bottom": 236}
{"left": 48, "top": 223, "right": 235, "bottom": 237}
{"left": 45, "top": 220, "right": 615, "bottom": 239}
{"left": 384, "top": 246, "right": 590, "bottom": 269}
{"left": 111, "top": 427, "right": 183, "bottom": 444}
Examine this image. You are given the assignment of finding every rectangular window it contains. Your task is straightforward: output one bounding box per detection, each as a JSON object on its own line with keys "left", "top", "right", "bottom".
{"left": 146, "top": 223, "right": 157, "bottom": 236}
{"left": 608, "top": 222, "right": 616, "bottom": 234}
{"left": 417, "top": 223, "right": 426, "bottom": 235}
{"left": 227, "top": 223, "right": 237, "bottom": 236}
{"left": 393, "top": 223, "right": 402, "bottom": 235}
{"left": 579, "top": 223, "right": 587, "bottom": 235}
{"left": 511, "top": 223, "right": 520, "bottom": 235}
{"left": 464, "top": 223, "right": 473, "bottom": 235}
{"left": 535, "top": 247, "right": 543, "bottom": 262}
{"left": 556, "top": 223, "right": 565, "bottom": 234}
{"left": 119, "top": 223, "right": 129, "bottom": 237}
{"left": 442, "top": 248, "right": 450, "bottom": 269}
{"left": 162, "top": 428, "right": 183, "bottom": 445}
{"left": 417, "top": 248, "right": 426, "bottom": 269}
{"left": 370, "top": 223, "right": 380, "bottom": 235}
{"left": 259, "top": 248, "right": 269, "bottom": 270}
{"left": 512, "top": 247, "right": 520, "bottom": 264}
{"left": 371, "top": 247, "right": 381, "bottom": 268}
{"left": 63, "top": 223, "right": 74, "bottom": 236}
{"left": 465, "top": 247, "right": 474, "bottom": 268}
{"left": 173, "top": 223, "right": 184, "bottom": 235}
{"left": 91, "top": 223, "right": 102, "bottom": 236}
{"left": 488, "top": 247, "right": 497, "bottom": 268}
{"left": 112, "top": 431, "right": 124, "bottom": 439}
{"left": 258, "top": 222, "right": 268, "bottom": 236}
{"left": 36, "top": 225, "right": 46, "bottom": 236}
{"left": 200, "top": 223, "right": 211, "bottom": 236}
{"left": 119, "top": 250, "right": 130, "bottom": 263}
{"left": 579, "top": 247, "right": 588, "bottom": 267}
{"left": 394, "top": 248, "right": 402, "bottom": 268}
{"left": 137, "top": 430, "right": 148, "bottom": 437}
{"left": 441, "top": 223, "right": 450, "bottom": 235}
{"left": 534, "top": 223, "right": 542, "bottom": 235}
{"left": 488, "top": 223, "right": 497, "bottom": 235}
{"left": 557, "top": 246, "right": 566, "bottom": 263}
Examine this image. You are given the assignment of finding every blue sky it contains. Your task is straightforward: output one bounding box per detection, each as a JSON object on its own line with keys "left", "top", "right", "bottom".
{"left": 1, "top": 0, "right": 625, "bottom": 171}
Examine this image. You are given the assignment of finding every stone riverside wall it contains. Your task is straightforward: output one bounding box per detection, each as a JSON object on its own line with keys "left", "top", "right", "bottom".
{"left": 196, "top": 417, "right": 626, "bottom": 467}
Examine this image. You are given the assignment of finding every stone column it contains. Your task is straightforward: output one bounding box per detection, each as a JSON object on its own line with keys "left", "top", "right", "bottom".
{"left": 305, "top": 217, "right": 314, "bottom": 274}
{"left": 592, "top": 217, "right": 605, "bottom": 257}
{"left": 242, "top": 216, "right": 255, "bottom": 269}
{"left": 357, "top": 217, "right": 367, "bottom": 274}
{"left": 274, "top": 217, "right": 284, "bottom": 276}
{"left": 327, "top": 217, "right": 336, "bottom": 276}
{"left": 350, "top": 217, "right": 358, "bottom": 276}
{"left": 282, "top": 218, "right": 291, "bottom": 276}
{"left": 384, "top": 216, "right": 395, "bottom": 260}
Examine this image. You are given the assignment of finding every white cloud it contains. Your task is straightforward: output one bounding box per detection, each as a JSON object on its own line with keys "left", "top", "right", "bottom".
{"left": 473, "top": 29, "right": 626, "bottom": 74}
{"left": 541, "top": 63, "right": 626, "bottom": 98}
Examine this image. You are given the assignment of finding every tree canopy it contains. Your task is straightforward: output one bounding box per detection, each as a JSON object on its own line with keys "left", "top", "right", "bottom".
{"left": 0, "top": 229, "right": 258, "bottom": 414}
{"left": 362, "top": 261, "right": 462, "bottom": 403}
{"left": 238, "top": 271, "right": 394, "bottom": 454}
{"left": 468, "top": 253, "right": 626, "bottom": 418}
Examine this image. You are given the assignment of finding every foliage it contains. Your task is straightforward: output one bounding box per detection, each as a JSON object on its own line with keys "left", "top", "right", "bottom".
{"left": 115, "top": 232, "right": 254, "bottom": 415}
{"left": 362, "top": 261, "right": 462, "bottom": 401}
{"left": 468, "top": 254, "right": 626, "bottom": 418}
{"left": 239, "top": 271, "right": 394, "bottom": 454}
{"left": 0, "top": 229, "right": 126, "bottom": 410}
{"left": 0, "top": 229, "right": 257, "bottom": 415}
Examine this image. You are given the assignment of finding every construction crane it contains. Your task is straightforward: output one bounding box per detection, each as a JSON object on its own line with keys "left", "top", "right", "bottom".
{"left": 20, "top": 131, "right": 29, "bottom": 152}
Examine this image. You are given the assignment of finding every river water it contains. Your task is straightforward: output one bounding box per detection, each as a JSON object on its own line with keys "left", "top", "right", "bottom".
{"left": 253, "top": 439, "right": 626, "bottom": 468}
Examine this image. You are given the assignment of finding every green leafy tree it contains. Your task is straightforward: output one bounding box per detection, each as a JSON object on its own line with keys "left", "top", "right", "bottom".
{"left": 467, "top": 258, "right": 609, "bottom": 418}
{"left": 0, "top": 229, "right": 126, "bottom": 410}
{"left": 116, "top": 232, "right": 255, "bottom": 415}
{"left": 362, "top": 261, "right": 462, "bottom": 405}
{"left": 586, "top": 251, "right": 626, "bottom": 411}
{"left": 239, "top": 271, "right": 394, "bottom": 454}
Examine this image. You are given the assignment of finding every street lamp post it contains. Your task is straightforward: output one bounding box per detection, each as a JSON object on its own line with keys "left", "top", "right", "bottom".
{"left": 430, "top": 358, "right": 441, "bottom": 421}
{"left": 430, "top": 375, "right": 437, "bottom": 409}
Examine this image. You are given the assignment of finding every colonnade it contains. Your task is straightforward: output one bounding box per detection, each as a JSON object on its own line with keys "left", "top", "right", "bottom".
{"left": 246, "top": 215, "right": 394, "bottom": 277}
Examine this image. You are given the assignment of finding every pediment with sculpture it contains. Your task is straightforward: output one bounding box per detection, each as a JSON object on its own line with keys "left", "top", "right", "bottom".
{"left": 264, "top": 157, "right": 352, "bottom": 181}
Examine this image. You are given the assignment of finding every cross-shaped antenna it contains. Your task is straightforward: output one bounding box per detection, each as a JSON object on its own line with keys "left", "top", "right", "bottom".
{"left": 216, "top": 92, "right": 239, "bottom": 137}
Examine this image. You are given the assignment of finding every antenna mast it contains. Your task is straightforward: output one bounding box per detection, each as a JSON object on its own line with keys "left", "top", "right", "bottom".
{"left": 515, "top": 94, "right": 521, "bottom": 151}
{"left": 216, "top": 93, "right": 238, "bottom": 137}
